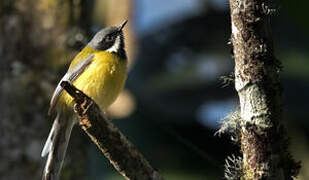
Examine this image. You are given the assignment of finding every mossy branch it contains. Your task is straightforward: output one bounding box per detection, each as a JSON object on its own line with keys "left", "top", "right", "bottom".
{"left": 60, "top": 81, "right": 164, "bottom": 180}
{"left": 226, "top": 0, "right": 300, "bottom": 179}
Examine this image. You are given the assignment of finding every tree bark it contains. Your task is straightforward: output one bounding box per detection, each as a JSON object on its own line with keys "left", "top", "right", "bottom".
{"left": 229, "top": 0, "right": 300, "bottom": 179}
{"left": 60, "top": 81, "right": 164, "bottom": 180}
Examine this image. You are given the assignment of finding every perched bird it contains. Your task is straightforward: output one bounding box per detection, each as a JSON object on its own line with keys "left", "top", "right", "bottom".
{"left": 41, "top": 20, "right": 128, "bottom": 180}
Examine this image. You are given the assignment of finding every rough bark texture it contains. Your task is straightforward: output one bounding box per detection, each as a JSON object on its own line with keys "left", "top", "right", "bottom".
{"left": 60, "top": 81, "right": 164, "bottom": 180}
{"left": 229, "top": 0, "right": 300, "bottom": 179}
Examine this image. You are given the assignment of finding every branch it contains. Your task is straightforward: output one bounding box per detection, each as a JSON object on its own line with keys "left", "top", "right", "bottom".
{"left": 60, "top": 81, "right": 164, "bottom": 180}
{"left": 228, "top": 0, "right": 300, "bottom": 179}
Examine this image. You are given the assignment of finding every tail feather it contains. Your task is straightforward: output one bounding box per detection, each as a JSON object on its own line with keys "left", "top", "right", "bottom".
{"left": 42, "top": 114, "right": 59, "bottom": 157}
{"left": 42, "top": 112, "right": 75, "bottom": 180}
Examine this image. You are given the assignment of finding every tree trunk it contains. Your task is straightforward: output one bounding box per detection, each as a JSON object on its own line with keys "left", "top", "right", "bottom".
{"left": 228, "top": 0, "right": 300, "bottom": 179}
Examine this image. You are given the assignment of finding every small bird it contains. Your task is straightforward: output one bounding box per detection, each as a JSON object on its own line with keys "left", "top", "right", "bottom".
{"left": 41, "top": 20, "right": 128, "bottom": 180}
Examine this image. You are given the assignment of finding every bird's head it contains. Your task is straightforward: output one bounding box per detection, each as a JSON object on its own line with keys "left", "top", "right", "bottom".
{"left": 88, "top": 20, "right": 127, "bottom": 58}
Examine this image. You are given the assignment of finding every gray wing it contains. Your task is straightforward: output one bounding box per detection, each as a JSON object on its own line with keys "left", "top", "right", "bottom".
{"left": 48, "top": 54, "right": 94, "bottom": 115}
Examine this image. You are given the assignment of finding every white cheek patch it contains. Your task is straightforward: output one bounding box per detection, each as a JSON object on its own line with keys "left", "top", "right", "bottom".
{"left": 106, "top": 36, "right": 120, "bottom": 53}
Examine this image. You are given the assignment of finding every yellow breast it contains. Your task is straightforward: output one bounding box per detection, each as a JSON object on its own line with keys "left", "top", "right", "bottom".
{"left": 60, "top": 48, "right": 127, "bottom": 111}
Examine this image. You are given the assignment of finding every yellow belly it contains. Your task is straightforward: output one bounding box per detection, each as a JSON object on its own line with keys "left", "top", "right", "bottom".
{"left": 60, "top": 51, "right": 127, "bottom": 111}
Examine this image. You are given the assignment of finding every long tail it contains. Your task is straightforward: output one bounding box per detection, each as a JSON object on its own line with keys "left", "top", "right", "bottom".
{"left": 41, "top": 112, "right": 75, "bottom": 180}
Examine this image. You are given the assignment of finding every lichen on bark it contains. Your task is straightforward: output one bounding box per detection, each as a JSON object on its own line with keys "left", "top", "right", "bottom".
{"left": 228, "top": 0, "right": 300, "bottom": 179}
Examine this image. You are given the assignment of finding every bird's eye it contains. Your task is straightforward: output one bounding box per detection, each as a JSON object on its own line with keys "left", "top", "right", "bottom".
{"left": 105, "top": 34, "right": 114, "bottom": 42}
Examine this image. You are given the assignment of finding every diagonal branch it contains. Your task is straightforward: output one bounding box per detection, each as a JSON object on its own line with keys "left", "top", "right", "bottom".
{"left": 60, "top": 81, "right": 164, "bottom": 180}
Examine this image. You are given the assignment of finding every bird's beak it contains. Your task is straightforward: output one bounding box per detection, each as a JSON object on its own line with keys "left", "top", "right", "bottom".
{"left": 118, "top": 20, "right": 128, "bottom": 32}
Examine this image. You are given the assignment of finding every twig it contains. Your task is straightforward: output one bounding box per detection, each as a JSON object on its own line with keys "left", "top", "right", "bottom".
{"left": 60, "top": 81, "right": 164, "bottom": 180}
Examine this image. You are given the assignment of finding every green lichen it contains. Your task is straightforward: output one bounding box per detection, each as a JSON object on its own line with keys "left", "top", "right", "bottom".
{"left": 216, "top": 110, "right": 241, "bottom": 143}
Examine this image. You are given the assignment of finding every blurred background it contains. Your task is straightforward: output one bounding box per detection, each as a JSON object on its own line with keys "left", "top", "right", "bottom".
{"left": 0, "top": 0, "right": 308, "bottom": 179}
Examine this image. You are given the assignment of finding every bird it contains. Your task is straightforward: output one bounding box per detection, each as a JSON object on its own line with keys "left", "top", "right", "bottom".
{"left": 41, "top": 20, "right": 128, "bottom": 180}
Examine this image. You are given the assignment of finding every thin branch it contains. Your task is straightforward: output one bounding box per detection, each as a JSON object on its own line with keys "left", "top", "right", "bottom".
{"left": 60, "top": 81, "right": 164, "bottom": 180}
